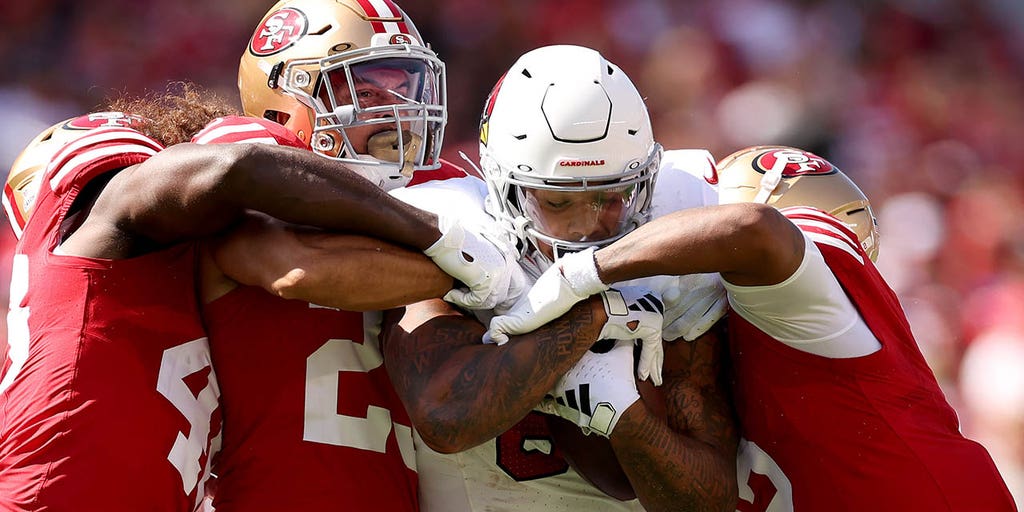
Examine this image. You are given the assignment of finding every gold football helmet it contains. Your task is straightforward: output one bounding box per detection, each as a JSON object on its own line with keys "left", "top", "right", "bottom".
{"left": 3, "top": 112, "right": 145, "bottom": 238}
{"left": 238, "top": 0, "right": 446, "bottom": 190}
{"left": 717, "top": 145, "right": 880, "bottom": 261}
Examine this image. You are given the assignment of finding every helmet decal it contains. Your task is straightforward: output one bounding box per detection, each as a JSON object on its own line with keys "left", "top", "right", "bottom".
{"left": 250, "top": 8, "right": 308, "bottom": 57}
{"left": 479, "top": 72, "right": 507, "bottom": 146}
{"left": 67, "top": 112, "right": 146, "bottom": 129}
{"left": 355, "top": 0, "right": 410, "bottom": 32}
{"left": 558, "top": 159, "right": 606, "bottom": 167}
{"left": 753, "top": 148, "right": 836, "bottom": 177}
{"left": 703, "top": 153, "right": 719, "bottom": 185}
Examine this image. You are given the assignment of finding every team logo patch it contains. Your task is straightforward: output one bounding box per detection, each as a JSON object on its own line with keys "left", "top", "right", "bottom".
{"left": 753, "top": 148, "right": 836, "bottom": 177}
{"left": 250, "top": 8, "right": 307, "bottom": 57}
{"left": 389, "top": 34, "right": 412, "bottom": 45}
{"left": 67, "top": 112, "right": 145, "bottom": 129}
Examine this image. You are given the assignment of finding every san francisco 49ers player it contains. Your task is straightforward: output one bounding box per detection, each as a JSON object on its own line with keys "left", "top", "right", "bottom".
{"left": 191, "top": 1, "right": 523, "bottom": 510}
{"left": 0, "top": 81, "right": 516, "bottom": 511}
{"left": 501, "top": 144, "right": 1017, "bottom": 511}
{"left": 0, "top": 109, "right": 229, "bottom": 512}
{"left": 383, "top": 45, "right": 737, "bottom": 512}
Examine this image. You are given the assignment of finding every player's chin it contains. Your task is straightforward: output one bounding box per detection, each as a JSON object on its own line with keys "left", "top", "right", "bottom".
{"left": 545, "top": 415, "right": 636, "bottom": 501}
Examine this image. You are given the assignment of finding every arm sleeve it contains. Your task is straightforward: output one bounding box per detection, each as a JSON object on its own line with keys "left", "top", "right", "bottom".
{"left": 724, "top": 236, "right": 881, "bottom": 358}
{"left": 390, "top": 175, "right": 493, "bottom": 228}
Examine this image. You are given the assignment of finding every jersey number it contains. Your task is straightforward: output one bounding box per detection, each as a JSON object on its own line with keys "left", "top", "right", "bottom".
{"left": 157, "top": 338, "right": 221, "bottom": 497}
{"left": 736, "top": 439, "right": 793, "bottom": 512}
{"left": 303, "top": 339, "right": 415, "bottom": 470}
{"left": 0, "top": 255, "right": 29, "bottom": 393}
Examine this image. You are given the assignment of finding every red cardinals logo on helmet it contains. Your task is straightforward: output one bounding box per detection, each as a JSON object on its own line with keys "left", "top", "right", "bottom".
{"left": 479, "top": 73, "right": 507, "bottom": 146}
{"left": 703, "top": 153, "right": 719, "bottom": 185}
{"left": 250, "top": 8, "right": 307, "bottom": 57}
{"left": 753, "top": 148, "right": 836, "bottom": 177}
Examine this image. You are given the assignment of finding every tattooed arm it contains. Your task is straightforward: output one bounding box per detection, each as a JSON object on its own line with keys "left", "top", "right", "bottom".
{"left": 610, "top": 323, "right": 739, "bottom": 512}
{"left": 380, "top": 297, "right": 606, "bottom": 453}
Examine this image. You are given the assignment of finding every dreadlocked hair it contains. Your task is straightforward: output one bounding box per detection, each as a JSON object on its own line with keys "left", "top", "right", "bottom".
{"left": 104, "top": 82, "right": 239, "bottom": 146}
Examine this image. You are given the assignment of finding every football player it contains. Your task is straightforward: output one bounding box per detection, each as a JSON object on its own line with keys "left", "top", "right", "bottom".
{"left": 382, "top": 45, "right": 738, "bottom": 512}
{"left": 190, "top": 0, "right": 524, "bottom": 510}
{"left": 0, "top": 74, "right": 511, "bottom": 509}
{"left": 495, "top": 145, "right": 1018, "bottom": 511}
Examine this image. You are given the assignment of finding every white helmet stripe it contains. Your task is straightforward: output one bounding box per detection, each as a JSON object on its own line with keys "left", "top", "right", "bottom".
{"left": 358, "top": 0, "right": 409, "bottom": 35}
{"left": 192, "top": 123, "right": 283, "bottom": 145}
{"left": 49, "top": 144, "right": 158, "bottom": 191}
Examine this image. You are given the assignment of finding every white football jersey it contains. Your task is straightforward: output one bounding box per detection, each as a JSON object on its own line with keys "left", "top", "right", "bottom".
{"left": 416, "top": 149, "right": 726, "bottom": 512}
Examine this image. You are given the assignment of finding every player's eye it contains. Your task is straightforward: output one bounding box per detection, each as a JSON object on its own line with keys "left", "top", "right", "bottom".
{"left": 544, "top": 199, "right": 572, "bottom": 210}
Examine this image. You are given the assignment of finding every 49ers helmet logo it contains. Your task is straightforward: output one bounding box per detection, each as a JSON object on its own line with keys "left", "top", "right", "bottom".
{"left": 390, "top": 34, "right": 412, "bottom": 45}
{"left": 250, "top": 8, "right": 307, "bottom": 57}
{"left": 67, "top": 112, "right": 146, "bottom": 129}
{"left": 753, "top": 148, "right": 836, "bottom": 177}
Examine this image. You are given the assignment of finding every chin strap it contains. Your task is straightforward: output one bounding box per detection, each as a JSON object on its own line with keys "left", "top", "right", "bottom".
{"left": 345, "top": 161, "right": 410, "bottom": 192}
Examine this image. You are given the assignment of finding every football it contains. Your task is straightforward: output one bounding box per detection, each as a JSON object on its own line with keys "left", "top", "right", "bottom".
{"left": 545, "top": 378, "right": 667, "bottom": 501}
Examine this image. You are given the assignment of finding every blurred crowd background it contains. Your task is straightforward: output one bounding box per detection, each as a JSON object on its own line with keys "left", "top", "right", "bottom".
{"left": 2, "top": 0, "right": 1022, "bottom": 504}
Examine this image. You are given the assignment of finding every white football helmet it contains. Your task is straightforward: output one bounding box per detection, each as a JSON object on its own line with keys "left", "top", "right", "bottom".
{"left": 4, "top": 112, "right": 145, "bottom": 238}
{"left": 717, "top": 145, "right": 880, "bottom": 261}
{"left": 239, "top": 0, "right": 446, "bottom": 190}
{"left": 478, "top": 45, "right": 662, "bottom": 269}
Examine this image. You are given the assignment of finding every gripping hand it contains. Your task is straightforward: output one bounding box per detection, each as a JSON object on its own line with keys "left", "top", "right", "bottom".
{"left": 545, "top": 339, "right": 640, "bottom": 438}
{"left": 425, "top": 216, "right": 526, "bottom": 310}
{"left": 599, "top": 287, "right": 666, "bottom": 385}
{"left": 486, "top": 248, "right": 607, "bottom": 344}
{"left": 661, "top": 273, "right": 728, "bottom": 342}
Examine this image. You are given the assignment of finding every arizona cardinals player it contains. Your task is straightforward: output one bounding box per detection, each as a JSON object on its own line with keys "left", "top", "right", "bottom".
{"left": 504, "top": 144, "right": 1017, "bottom": 511}
{"left": 192, "top": 1, "right": 523, "bottom": 510}
{"left": 383, "top": 45, "right": 736, "bottom": 512}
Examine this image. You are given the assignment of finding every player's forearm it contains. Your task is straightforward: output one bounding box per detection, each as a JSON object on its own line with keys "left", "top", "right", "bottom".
{"left": 212, "top": 219, "right": 452, "bottom": 309}
{"left": 610, "top": 406, "right": 738, "bottom": 512}
{"left": 386, "top": 298, "right": 606, "bottom": 453}
{"left": 220, "top": 143, "right": 442, "bottom": 250}
{"left": 272, "top": 235, "right": 451, "bottom": 310}
{"left": 596, "top": 203, "right": 801, "bottom": 287}
{"left": 612, "top": 329, "right": 738, "bottom": 511}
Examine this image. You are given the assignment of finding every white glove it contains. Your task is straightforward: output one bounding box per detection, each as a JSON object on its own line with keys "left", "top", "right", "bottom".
{"left": 661, "top": 273, "right": 728, "bottom": 342}
{"left": 599, "top": 287, "right": 666, "bottom": 385}
{"left": 545, "top": 339, "right": 640, "bottom": 438}
{"left": 486, "top": 247, "right": 607, "bottom": 344}
{"left": 425, "top": 216, "right": 526, "bottom": 310}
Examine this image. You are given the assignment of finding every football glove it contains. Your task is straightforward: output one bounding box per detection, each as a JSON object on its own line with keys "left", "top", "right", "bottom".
{"left": 661, "top": 273, "right": 728, "bottom": 342}
{"left": 599, "top": 287, "right": 666, "bottom": 385}
{"left": 425, "top": 215, "right": 527, "bottom": 310}
{"left": 486, "top": 247, "right": 607, "bottom": 344}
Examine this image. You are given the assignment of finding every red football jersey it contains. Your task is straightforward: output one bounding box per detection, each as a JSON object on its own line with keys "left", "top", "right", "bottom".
{"left": 730, "top": 207, "right": 1015, "bottom": 512}
{"left": 0, "top": 121, "right": 221, "bottom": 511}
{"left": 196, "top": 116, "right": 433, "bottom": 511}
{"left": 203, "top": 287, "right": 418, "bottom": 511}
